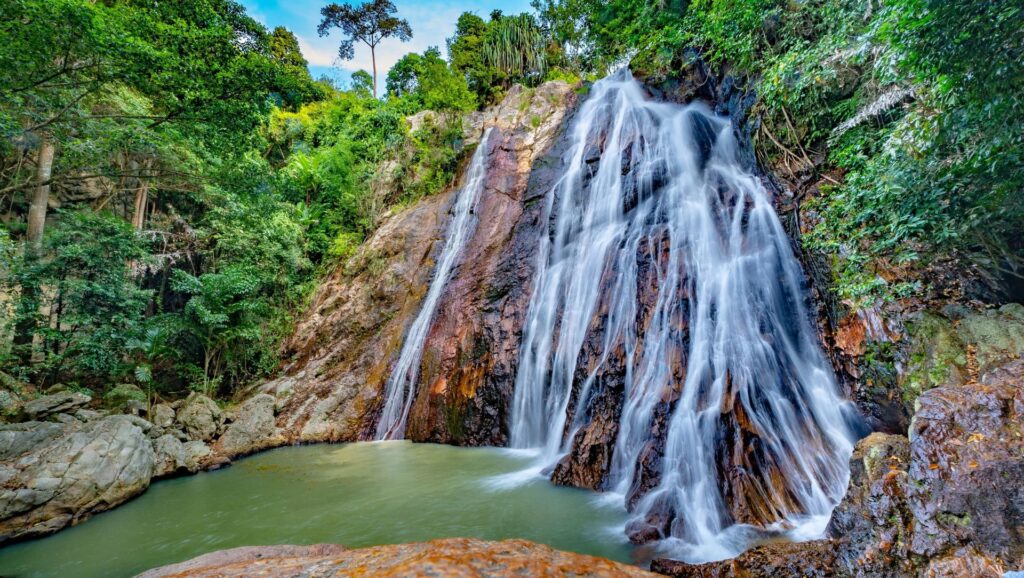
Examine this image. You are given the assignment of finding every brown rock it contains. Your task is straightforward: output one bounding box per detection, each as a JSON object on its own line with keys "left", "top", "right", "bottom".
{"left": 650, "top": 539, "right": 838, "bottom": 578}
{"left": 137, "top": 538, "right": 657, "bottom": 578}
{"left": 921, "top": 547, "right": 1005, "bottom": 578}
{"left": 906, "top": 358, "right": 1024, "bottom": 565}
{"left": 402, "top": 81, "right": 577, "bottom": 445}
{"left": 264, "top": 81, "right": 577, "bottom": 446}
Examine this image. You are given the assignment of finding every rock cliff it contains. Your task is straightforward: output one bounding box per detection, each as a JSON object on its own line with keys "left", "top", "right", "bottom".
{"left": 260, "top": 81, "right": 577, "bottom": 445}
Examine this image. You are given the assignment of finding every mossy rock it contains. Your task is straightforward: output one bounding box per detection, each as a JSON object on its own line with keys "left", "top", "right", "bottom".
{"left": 103, "top": 383, "right": 147, "bottom": 411}
{"left": 957, "top": 303, "right": 1024, "bottom": 373}
{"left": 902, "top": 312, "right": 968, "bottom": 404}
{"left": 901, "top": 304, "right": 1024, "bottom": 408}
{"left": 0, "top": 371, "right": 27, "bottom": 422}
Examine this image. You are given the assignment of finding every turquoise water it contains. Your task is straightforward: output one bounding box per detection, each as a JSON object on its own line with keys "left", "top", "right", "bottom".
{"left": 0, "top": 442, "right": 633, "bottom": 577}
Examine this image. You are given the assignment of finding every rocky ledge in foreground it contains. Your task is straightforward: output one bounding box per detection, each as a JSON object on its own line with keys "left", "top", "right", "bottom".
{"left": 137, "top": 538, "right": 658, "bottom": 578}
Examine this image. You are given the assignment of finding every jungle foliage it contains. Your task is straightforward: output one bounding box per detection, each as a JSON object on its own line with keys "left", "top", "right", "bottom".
{"left": 0, "top": 0, "right": 471, "bottom": 400}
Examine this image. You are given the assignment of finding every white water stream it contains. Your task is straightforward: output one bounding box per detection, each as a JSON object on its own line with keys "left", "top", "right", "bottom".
{"left": 375, "top": 128, "right": 493, "bottom": 440}
{"left": 508, "top": 71, "right": 857, "bottom": 562}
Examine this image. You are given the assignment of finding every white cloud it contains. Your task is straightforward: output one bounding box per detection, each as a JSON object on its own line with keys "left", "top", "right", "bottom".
{"left": 313, "top": 6, "right": 460, "bottom": 75}
{"left": 276, "top": 0, "right": 534, "bottom": 80}
{"left": 297, "top": 35, "right": 337, "bottom": 67}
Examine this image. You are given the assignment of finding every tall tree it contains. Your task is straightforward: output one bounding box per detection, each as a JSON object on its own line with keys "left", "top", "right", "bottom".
{"left": 318, "top": 0, "right": 413, "bottom": 98}
{"left": 270, "top": 26, "right": 311, "bottom": 74}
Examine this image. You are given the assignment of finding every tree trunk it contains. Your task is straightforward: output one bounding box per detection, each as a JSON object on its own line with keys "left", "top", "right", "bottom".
{"left": 14, "top": 134, "right": 56, "bottom": 363}
{"left": 131, "top": 159, "right": 151, "bottom": 230}
{"left": 26, "top": 135, "right": 55, "bottom": 251}
{"left": 371, "top": 47, "right": 377, "bottom": 98}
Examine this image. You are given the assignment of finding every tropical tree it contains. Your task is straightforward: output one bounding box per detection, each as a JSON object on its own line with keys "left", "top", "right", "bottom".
{"left": 351, "top": 70, "right": 375, "bottom": 97}
{"left": 318, "top": 0, "right": 413, "bottom": 98}
{"left": 482, "top": 13, "right": 548, "bottom": 87}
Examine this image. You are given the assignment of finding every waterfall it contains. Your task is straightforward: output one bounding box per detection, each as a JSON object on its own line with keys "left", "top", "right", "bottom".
{"left": 375, "top": 128, "right": 493, "bottom": 440}
{"left": 508, "top": 71, "right": 857, "bottom": 561}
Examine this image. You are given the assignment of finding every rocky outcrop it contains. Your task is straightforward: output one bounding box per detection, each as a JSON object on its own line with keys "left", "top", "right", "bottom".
{"left": 651, "top": 540, "right": 837, "bottom": 578}
{"left": 137, "top": 538, "right": 657, "bottom": 578}
{"left": 0, "top": 415, "right": 155, "bottom": 543}
{"left": 652, "top": 358, "right": 1024, "bottom": 577}
{"left": 262, "top": 81, "right": 577, "bottom": 445}
{"left": 215, "top": 394, "right": 282, "bottom": 457}
{"left": 904, "top": 359, "right": 1023, "bottom": 567}
{"left": 21, "top": 391, "right": 90, "bottom": 419}
{"left": 0, "top": 388, "right": 287, "bottom": 541}
{"left": 175, "top": 394, "right": 223, "bottom": 442}
{"left": 401, "top": 82, "right": 577, "bottom": 445}
{"left": 260, "top": 182, "right": 458, "bottom": 442}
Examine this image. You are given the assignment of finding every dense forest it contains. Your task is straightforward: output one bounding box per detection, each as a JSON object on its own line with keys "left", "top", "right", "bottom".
{"left": 2, "top": 0, "right": 1021, "bottom": 408}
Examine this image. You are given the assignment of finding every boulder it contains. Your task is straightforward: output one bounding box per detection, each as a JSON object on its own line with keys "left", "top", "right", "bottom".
{"left": 153, "top": 435, "right": 188, "bottom": 478}
{"left": 825, "top": 431, "right": 913, "bottom": 576}
{"left": 73, "top": 409, "right": 103, "bottom": 422}
{"left": 217, "top": 394, "right": 280, "bottom": 457}
{"left": 22, "top": 391, "right": 90, "bottom": 419}
{"left": 183, "top": 440, "right": 211, "bottom": 466}
{"left": 103, "top": 383, "right": 147, "bottom": 411}
{"left": 137, "top": 538, "right": 657, "bottom": 578}
{"left": 0, "top": 422, "right": 65, "bottom": 461}
{"left": 0, "top": 415, "right": 155, "bottom": 543}
{"left": 153, "top": 435, "right": 209, "bottom": 478}
{"left": 176, "top": 394, "right": 222, "bottom": 442}
{"left": 151, "top": 404, "right": 175, "bottom": 429}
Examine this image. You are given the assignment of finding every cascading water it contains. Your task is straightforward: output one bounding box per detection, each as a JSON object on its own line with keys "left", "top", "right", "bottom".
{"left": 375, "top": 128, "right": 493, "bottom": 440}
{"left": 509, "top": 71, "right": 858, "bottom": 561}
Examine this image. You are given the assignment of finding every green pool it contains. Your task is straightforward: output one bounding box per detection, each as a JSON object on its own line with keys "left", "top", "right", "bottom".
{"left": 0, "top": 442, "right": 633, "bottom": 577}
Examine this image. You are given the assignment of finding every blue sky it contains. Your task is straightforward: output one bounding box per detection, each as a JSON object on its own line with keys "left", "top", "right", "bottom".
{"left": 239, "top": 0, "right": 534, "bottom": 86}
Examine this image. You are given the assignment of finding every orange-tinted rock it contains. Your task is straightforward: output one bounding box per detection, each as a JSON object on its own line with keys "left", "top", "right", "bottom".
{"left": 921, "top": 547, "right": 1005, "bottom": 578}
{"left": 402, "top": 82, "right": 577, "bottom": 446}
{"left": 258, "top": 82, "right": 575, "bottom": 446}
{"left": 138, "top": 538, "right": 658, "bottom": 578}
{"left": 650, "top": 540, "right": 838, "bottom": 578}
{"left": 261, "top": 187, "right": 457, "bottom": 443}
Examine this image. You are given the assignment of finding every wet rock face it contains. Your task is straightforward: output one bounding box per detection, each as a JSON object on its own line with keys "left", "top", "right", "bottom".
{"left": 400, "top": 82, "right": 578, "bottom": 446}
{"left": 651, "top": 540, "right": 837, "bottom": 578}
{"left": 138, "top": 538, "right": 658, "bottom": 578}
{"left": 906, "top": 359, "right": 1024, "bottom": 565}
{"left": 0, "top": 415, "right": 155, "bottom": 543}
{"left": 265, "top": 186, "right": 456, "bottom": 443}
{"left": 653, "top": 358, "right": 1024, "bottom": 577}
{"left": 263, "top": 81, "right": 576, "bottom": 446}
